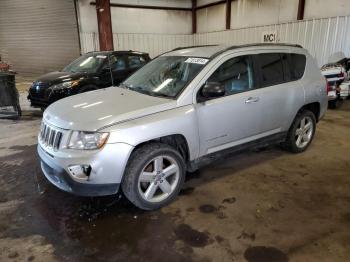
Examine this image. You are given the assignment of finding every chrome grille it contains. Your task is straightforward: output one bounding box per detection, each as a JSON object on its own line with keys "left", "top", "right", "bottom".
{"left": 40, "top": 122, "right": 63, "bottom": 150}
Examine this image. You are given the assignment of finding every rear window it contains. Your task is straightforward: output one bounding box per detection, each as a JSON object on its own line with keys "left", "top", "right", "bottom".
{"left": 258, "top": 53, "right": 284, "bottom": 87}
{"left": 290, "top": 54, "right": 306, "bottom": 80}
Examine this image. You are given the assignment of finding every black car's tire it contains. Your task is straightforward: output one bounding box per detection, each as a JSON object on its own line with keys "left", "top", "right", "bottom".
{"left": 283, "top": 110, "right": 316, "bottom": 153}
{"left": 122, "top": 142, "right": 186, "bottom": 210}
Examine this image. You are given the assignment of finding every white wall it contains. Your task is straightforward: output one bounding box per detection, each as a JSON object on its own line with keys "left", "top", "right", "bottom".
{"left": 78, "top": 0, "right": 350, "bottom": 35}
{"left": 195, "top": 15, "right": 350, "bottom": 67}
{"left": 304, "top": 0, "right": 350, "bottom": 20}
{"left": 231, "top": 0, "right": 299, "bottom": 29}
{"left": 196, "top": 0, "right": 299, "bottom": 32}
{"left": 197, "top": 3, "right": 226, "bottom": 33}
{"left": 111, "top": 0, "right": 191, "bottom": 8}
{"left": 111, "top": 8, "right": 191, "bottom": 34}
{"left": 77, "top": 0, "right": 98, "bottom": 33}
{"left": 77, "top": 0, "right": 191, "bottom": 34}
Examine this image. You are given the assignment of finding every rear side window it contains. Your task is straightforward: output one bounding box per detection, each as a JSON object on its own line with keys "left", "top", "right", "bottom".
{"left": 258, "top": 53, "right": 284, "bottom": 87}
{"left": 290, "top": 54, "right": 306, "bottom": 80}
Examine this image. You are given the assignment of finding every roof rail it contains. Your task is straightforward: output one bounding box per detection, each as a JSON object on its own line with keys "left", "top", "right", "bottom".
{"left": 171, "top": 45, "right": 219, "bottom": 51}
{"left": 236, "top": 43, "right": 302, "bottom": 49}
{"left": 210, "top": 43, "right": 303, "bottom": 58}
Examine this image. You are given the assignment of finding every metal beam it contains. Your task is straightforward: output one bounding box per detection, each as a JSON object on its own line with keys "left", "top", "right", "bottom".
{"left": 95, "top": 0, "right": 113, "bottom": 51}
{"left": 196, "top": 0, "right": 226, "bottom": 10}
{"left": 192, "top": 0, "right": 197, "bottom": 34}
{"left": 73, "top": 0, "right": 82, "bottom": 54}
{"left": 297, "top": 0, "right": 305, "bottom": 20}
{"left": 226, "top": 0, "right": 231, "bottom": 30}
{"left": 90, "top": 2, "right": 191, "bottom": 11}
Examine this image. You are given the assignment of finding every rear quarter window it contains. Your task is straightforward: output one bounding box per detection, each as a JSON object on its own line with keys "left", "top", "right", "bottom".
{"left": 290, "top": 54, "right": 306, "bottom": 80}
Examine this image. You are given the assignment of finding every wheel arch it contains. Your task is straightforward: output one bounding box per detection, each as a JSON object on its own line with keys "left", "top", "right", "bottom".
{"left": 130, "top": 134, "right": 191, "bottom": 165}
{"left": 297, "top": 102, "right": 321, "bottom": 122}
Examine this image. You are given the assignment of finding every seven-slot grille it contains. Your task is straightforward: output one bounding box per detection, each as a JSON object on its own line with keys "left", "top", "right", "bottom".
{"left": 40, "top": 122, "right": 63, "bottom": 150}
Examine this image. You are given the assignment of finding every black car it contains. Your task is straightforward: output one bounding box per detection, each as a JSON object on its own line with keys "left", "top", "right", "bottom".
{"left": 27, "top": 50, "right": 150, "bottom": 108}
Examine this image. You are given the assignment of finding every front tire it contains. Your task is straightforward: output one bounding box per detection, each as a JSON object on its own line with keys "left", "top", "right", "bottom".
{"left": 122, "top": 143, "right": 186, "bottom": 210}
{"left": 284, "top": 110, "right": 316, "bottom": 153}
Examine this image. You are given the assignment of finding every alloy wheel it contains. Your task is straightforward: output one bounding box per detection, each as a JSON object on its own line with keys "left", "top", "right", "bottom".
{"left": 137, "top": 155, "right": 180, "bottom": 203}
{"left": 295, "top": 116, "right": 314, "bottom": 149}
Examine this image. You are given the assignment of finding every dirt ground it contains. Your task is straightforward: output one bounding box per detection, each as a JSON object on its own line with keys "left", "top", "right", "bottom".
{"left": 0, "top": 94, "right": 349, "bottom": 261}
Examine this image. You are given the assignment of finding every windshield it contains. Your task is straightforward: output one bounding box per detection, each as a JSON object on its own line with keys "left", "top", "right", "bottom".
{"left": 122, "top": 56, "right": 207, "bottom": 98}
{"left": 63, "top": 53, "right": 107, "bottom": 73}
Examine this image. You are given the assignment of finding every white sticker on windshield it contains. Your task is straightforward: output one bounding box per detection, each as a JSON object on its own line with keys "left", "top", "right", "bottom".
{"left": 185, "top": 57, "right": 209, "bottom": 65}
{"left": 96, "top": 55, "right": 107, "bottom": 59}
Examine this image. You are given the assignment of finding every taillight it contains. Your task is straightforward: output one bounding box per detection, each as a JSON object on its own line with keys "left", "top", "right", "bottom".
{"left": 338, "top": 72, "right": 344, "bottom": 78}
{"left": 326, "top": 81, "right": 331, "bottom": 93}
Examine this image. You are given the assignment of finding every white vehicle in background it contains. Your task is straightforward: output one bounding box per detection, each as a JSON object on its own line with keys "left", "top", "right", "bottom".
{"left": 321, "top": 52, "right": 350, "bottom": 108}
{"left": 339, "top": 81, "right": 350, "bottom": 99}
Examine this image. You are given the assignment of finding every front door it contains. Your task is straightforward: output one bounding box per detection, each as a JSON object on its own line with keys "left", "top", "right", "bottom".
{"left": 109, "top": 54, "right": 128, "bottom": 85}
{"left": 195, "top": 54, "right": 264, "bottom": 156}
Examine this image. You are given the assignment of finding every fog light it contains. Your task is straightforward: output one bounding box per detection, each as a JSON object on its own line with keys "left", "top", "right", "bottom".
{"left": 68, "top": 165, "right": 91, "bottom": 181}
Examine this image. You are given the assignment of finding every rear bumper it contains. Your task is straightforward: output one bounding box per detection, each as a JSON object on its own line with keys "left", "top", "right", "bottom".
{"left": 38, "top": 144, "right": 120, "bottom": 196}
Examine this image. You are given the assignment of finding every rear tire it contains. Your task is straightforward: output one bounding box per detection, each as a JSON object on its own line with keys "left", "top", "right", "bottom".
{"left": 122, "top": 142, "right": 186, "bottom": 210}
{"left": 283, "top": 110, "right": 316, "bottom": 153}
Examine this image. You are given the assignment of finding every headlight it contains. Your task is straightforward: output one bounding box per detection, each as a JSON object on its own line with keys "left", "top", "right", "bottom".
{"left": 51, "top": 80, "right": 79, "bottom": 90}
{"left": 68, "top": 131, "right": 109, "bottom": 150}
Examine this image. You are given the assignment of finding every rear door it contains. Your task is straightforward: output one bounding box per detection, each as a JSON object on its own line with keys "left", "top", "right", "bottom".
{"left": 253, "top": 52, "right": 305, "bottom": 133}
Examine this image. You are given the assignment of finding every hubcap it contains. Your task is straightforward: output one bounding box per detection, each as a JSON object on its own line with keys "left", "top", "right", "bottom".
{"left": 138, "top": 155, "right": 180, "bottom": 203}
{"left": 295, "top": 116, "right": 313, "bottom": 149}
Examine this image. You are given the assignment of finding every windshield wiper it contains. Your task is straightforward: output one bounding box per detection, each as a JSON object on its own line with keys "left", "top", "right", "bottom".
{"left": 119, "top": 83, "right": 132, "bottom": 89}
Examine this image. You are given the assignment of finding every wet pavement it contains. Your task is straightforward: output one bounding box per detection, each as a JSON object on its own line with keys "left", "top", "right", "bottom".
{"left": 0, "top": 101, "right": 350, "bottom": 261}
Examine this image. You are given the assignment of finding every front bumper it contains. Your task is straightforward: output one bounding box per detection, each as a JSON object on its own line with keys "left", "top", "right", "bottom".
{"left": 37, "top": 143, "right": 133, "bottom": 196}
{"left": 28, "top": 88, "right": 76, "bottom": 108}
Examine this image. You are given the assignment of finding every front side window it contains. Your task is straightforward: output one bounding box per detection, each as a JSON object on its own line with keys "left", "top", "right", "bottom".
{"left": 128, "top": 55, "right": 146, "bottom": 69}
{"left": 123, "top": 56, "right": 205, "bottom": 98}
{"left": 206, "top": 55, "right": 255, "bottom": 96}
{"left": 258, "top": 53, "right": 284, "bottom": 87}
{"left": 107, "top": 55, "right": 126, "bottom": 71}
{"left": 63, "top": 54, "right": 107, "bottom": 73}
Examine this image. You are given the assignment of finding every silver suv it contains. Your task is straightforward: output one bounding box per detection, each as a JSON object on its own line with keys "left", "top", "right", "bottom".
{"left": 38, "top": 44, "right": 328, "bottom": 210}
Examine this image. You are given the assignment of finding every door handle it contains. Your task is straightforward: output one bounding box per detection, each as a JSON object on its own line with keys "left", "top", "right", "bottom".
{"left": 245, "top": 97, "right": 259, "bottom": 104}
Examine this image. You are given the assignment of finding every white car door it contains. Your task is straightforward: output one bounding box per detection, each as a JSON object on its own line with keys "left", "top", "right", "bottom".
{"left": 254, "top": 52, "right": 306, "bottom": 133}
{"left": 195, "top": 54, "right": 264, "bottom": 156}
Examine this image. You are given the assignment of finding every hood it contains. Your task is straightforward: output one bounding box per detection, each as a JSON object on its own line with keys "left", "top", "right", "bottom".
{"left": 43, "top": 87, "right": 176, "bottom": 131}
{"left": 35, "top": 71, "right": 86, "bottom": 86}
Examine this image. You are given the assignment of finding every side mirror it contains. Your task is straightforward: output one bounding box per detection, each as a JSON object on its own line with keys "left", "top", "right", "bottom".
{"left": 200, "top": 82, "right": 225, "bottom": 100}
